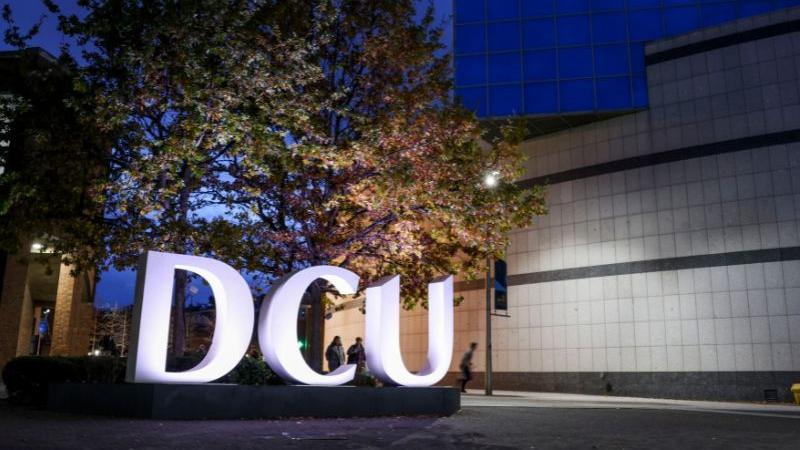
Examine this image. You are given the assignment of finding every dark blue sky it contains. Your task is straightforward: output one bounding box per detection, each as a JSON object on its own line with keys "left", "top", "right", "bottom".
{"left": 0, "top": 0, "right": 84, "bottom": 53}
{"left": 1, "top": 0, "right": 453, "bottom": 54}
{"left": 2, "top": 0, "right": 453, "bottom": 308}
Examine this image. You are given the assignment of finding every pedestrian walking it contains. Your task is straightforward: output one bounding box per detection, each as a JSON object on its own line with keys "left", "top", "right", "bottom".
{"left": 325, "top": 336, "right": 346, "bottom": 372}
{"left": 459, "top": 342, "right": 478, "bottom": 393}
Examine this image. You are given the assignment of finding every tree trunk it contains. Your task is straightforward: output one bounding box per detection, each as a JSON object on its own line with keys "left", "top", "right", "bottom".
{"left": 171, "top": 162, "right": 192, "bottom": 358}
{"left": 171, "top": 269, "right": 187, "bottom": 357}
{"left": 306, "top": 279, "right": 326, "bottom": 372}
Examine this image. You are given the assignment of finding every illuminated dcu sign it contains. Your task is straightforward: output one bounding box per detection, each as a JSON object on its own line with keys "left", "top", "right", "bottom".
{"left": 125, "top": 251, "right": 454, "bottom": 387}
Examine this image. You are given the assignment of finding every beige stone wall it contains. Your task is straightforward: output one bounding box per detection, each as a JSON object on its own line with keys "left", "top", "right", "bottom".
{"left": 0, "top": 255, "right": 30, "bottom": 369}
{"left": 325, "top": 289, "right": 489, "bottom": 372}
{"left": 50, "top": 264, "right": 92, "bottom": 356}
{"left": 15, "top": 282, "right": 33, "bottom": 356}
{"left": 0, "top": 254, "right": 94, "bottom": 371}
{"left": 495, "top": 9, "right": 800, "bottom": 373}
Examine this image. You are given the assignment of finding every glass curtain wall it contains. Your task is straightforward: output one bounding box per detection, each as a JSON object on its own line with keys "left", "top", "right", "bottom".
{"left": 454, "top": 0, "right": 800, "bottom": 117}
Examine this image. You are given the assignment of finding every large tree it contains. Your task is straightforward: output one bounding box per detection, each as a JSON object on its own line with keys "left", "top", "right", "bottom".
{"left": 206, "top": 1, "right": 547, "bottom": 366}
{"left": 15, "top": 0, "right": 546, "bottom": 365}
{"left": 42, "top": 0, "right": 320, "bottom": 355}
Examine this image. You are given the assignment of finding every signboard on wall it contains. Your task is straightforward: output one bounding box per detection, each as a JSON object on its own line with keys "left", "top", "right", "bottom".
{"left": 494, "top": 259, "right": 507, "bottom": 311}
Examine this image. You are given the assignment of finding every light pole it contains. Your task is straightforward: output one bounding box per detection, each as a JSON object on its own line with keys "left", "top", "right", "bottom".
{"left": 485, "top": 254, "right": 493, "bottom": 396}
{"left": 37, "top": 308, "right": 51, "bottom": 356}
{"left": 483, "top": 171, "right": 498, "bottom": 396}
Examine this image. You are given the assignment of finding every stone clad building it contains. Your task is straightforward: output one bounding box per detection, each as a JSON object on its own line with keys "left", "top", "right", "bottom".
{"left": 0, "top": 250, "right": 95, "bottom": 366}
{"left": 0, "top": 49, "right": 95, "bottom": 371}
{"left": 327, "top": 7, "right": 800, "bottom": 401}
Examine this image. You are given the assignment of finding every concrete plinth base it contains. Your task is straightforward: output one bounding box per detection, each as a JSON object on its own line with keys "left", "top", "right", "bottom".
{"left": 47, "top": 383, "right": 460, "bottom": 419}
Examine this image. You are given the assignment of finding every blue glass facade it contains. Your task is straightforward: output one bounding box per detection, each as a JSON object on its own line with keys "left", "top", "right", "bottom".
{"left": 454, "top": 0, "right": 800, "bottom": 117}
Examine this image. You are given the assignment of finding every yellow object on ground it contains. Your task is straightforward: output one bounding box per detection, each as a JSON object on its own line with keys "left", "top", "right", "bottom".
{"left": 792, "top": 384, "right": 800, "bottom": 405}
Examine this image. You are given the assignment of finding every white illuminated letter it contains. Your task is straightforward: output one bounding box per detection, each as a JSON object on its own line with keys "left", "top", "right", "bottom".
{"left": 125, "top": 251, "right": 254, "bottom": 383}
{"left": 259, "top": 266, "right": 359, "bottom": 385}
{"left": 365, "top": 275, "right": 454, "bottom": 387}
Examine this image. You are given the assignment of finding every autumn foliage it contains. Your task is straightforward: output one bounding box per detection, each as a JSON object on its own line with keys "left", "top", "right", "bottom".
{"left": 4, "top": 0, "right": 547, "bottom": 313}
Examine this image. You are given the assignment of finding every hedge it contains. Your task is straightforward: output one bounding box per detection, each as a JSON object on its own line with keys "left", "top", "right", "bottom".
{"left": 2, "top": 356, "right": 125, "bottom": 405}
{"left": 2, "top": 355, "right": 282, "bottom": 406}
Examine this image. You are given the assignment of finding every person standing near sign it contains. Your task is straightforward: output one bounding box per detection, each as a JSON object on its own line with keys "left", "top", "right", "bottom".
{"left": 459, "top": 342, "right": 478, "bottom": 393}
{"left": 347, "top": 337, "right": 366, "bottom": 366}
{"left": 325, "top": 336, "right": 346, "bottom": 372}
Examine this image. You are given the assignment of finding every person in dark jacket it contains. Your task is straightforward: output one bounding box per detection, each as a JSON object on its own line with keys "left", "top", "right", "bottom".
{"left": 325, "top": 336, "right": 346, "bottom": 372}
{"left": 346, "top": 337, "right": 366, "bottom": 366}
{"left": 459, "top": 342, "right": 478, "bottom": 393}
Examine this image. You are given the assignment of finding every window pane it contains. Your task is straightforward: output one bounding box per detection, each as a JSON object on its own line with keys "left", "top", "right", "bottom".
{"left": 629, "top": 42, "right": 645, "bottom": 74}
{"left": 455, "top": 24, "right": 486, "bottom": 54}
{"left": 632, "top": 76, "right": 648, "bottom": 108}
{"left": 488, "top": 0, "right": 520, "bottom": 21}
{"left": 455, "top": 55, "right": 487, "bottom": 86}
{"left": 489, "top": 53, "right": 522, "bottom": 83}
{"left": 455, "top": 0, "right": 486, "bottom": 24}
{"left": 596, "top": 77, "right": 631, "bottom": 109}
{"left": 524, "top": 49, "right": 557, "bottom": 81}
{"left": 522, "top": 18, "right": 556, "bottom": 49}
{"left": 591, "top": 0, "right": 624, "bottom": 10}
{"left": 524, "top": 82, "right": 558, "bottom": 114}
{"left": 489, "top": 85, "right": 523, "bottom": 116}
{"left": 557, "top": 15, "right": 591, "bottom": 45}
{"left": 701, "top": 3, "right": 737, "bottom": 27}
{"left": 557, "top": 0, "right": 590, "bottom": 14}
{"left": 488, "top": 22, "right": 521, "bottom": 51}
{"left": 453, "top": 0, "right": 800, "bottom": 119}
{"left": 456, "top": 87, "right": 487, "bottom": 116}
{"left": 559, "top": 47, "right": 593, "bottom": 78}
{"left": 628, "top": 10, "right": 663, "bottom": 41}
{"left": 595, "top": 44, "right": 629, "bottom": 77}
{"left": 592, "top": 13, "right": 627, "bottom": 44}
{"left": 739, "top": 1, "right": 774, "bottom": 17}
{"left": 521, "top": 0, "right": 554, "bottom": 17}
{"left": 560, "top": 79, "right": 594, "bottom": 111}
{"left": 628, "top": 0, "right": 660, "bottom": 8}
{"left": 664, "top": 7, "right": 699, "bottom": 36}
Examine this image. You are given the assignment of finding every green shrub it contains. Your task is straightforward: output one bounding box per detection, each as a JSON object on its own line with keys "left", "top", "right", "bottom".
{"left": 353, "top": 370, "right": 381, "bottom": 387}
{"left": 3, "top": 357, "right": 88, "bottom": 405}
{"left": 166, "top": 354, "right": 204, "bottom": 372}
{"left": 83, "top": 356, "right": 127, "bottom": 384}
{"left": 170, "top": 354, "right": 283, "bottom": 385}
{"left": 3, "top": 356, "right": 126, "bottom": 405}
{"left": 2, "top": 354, "right": 284, "bottom": 405}
{"left": 226, "top": 357, "right": 273, "bottom": 385}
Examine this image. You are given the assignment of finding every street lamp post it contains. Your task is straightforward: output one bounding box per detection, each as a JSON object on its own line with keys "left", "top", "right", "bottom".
{"left": 483, "top": 171, "right": 498, "bottom": 396}
{"left": 485, "top": 254, "right": 493, "bottom": 396}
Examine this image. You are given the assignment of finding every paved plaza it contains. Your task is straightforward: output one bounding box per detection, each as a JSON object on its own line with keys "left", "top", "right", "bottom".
{"left": 1, "top": 390, "right": 798, "bottom": 449}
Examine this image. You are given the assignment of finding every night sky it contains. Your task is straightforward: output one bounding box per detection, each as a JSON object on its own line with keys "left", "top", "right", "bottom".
{"left": 1, "top": 0, "right": 454, "bottom": 308}
{"left": 1, "top": 0, "right": 453, "bottom": 55}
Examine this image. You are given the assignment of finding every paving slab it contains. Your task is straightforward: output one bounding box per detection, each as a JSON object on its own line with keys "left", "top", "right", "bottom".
{"left": 2, "top": 390, "right": 798, "bottom": 449}
{"left": 460, "top": 389, "right": 800, "bottom": 419}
